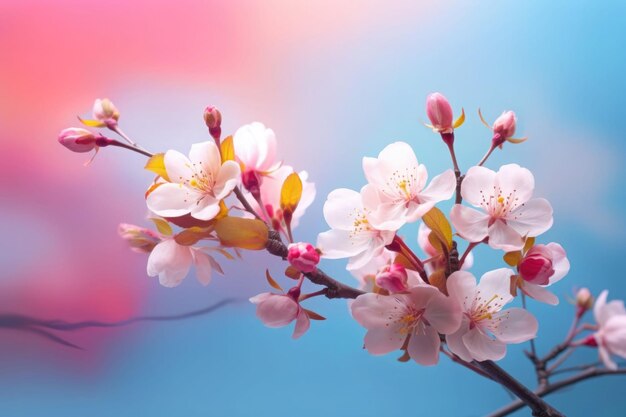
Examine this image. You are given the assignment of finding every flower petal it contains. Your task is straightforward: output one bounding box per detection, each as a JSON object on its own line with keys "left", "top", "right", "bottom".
{"left": 477, "top": 268, "right": 514, "bottom": 305}
{"left": 491, "top": 307, "right": 538, "bottom": 343}
{"left": 546, "top": 242, "right": 570, "bottom": 284}
{"left": 322, "top": 188, "right": 363, "bottom": 230}
{"left": 507, "top": 198, "right": 553, "bottom": 238}
{"left": 418, "top": 169, "right": 456, "bottom": 204}
{"left": 146, "top": 239, "right": 193, "bottom": 287}
{"left": 213, "top": 160, "right": 241, "bottom": 199}
{"left": 190, "top": 196, "right": 221, "bottom": 221}
{"left": 488, "top": 220, "right": 524, "bottom": 251}
{"left": 495, "top": 164, "right": 535, "bottom": 204}
{"left": 446, "top": 270, "right": 477, "bottom": 311}
{"left": 317, "top": 229, "right": 368, "bottom": 259}
{"left": 146, "top": 183, "right": 196, "bottom": 218}
{"left": 163, "top": 150, "right": 193, "bottom": 183}
{"left": 522, "top": 282, "right": 559, "bottom": 305}
{"left": 407, "top": 323, "right": 441, "bottom": 366}
{"left": 446, "top": 318, "right": 473, "bottom": 362}
{"left": 462, "top": 327, "right": 506, "bottom": 361}
{"left": 189, "top": 141, "right": 221, "bottom": 175}
{"left": 292, "top": 308, "right": 311, "bottom": 339}
{"left": 450, "top": 205, "right": 490, "bottom": 242}
{"left": 192, "top": 250, "right": 213, "bottom": 286}
{"left": 461, "top": 166, "right": 497, "bottom": 206}
{"left": 424, "top": 290, "right": 462, "bottom": 334}
{"left": 363, "top": 327, "right": 405, "bottom": 355}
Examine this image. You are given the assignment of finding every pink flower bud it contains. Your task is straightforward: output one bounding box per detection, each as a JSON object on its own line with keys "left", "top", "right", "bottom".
{"left": 203, "top": 106, "right": 222, "bottom": 139}
{"left": 58, "top": 128, "right": 98, "bottom": 153}
{"left": 576, "top": 287, "right": 594, "bottom": 312}
{"left": 93, "top": 98, "right": 120, "bottom": 127}
{"left": 250, "top": 293, "right": 299, "bottom": 327}
{"left": 426, "top": 92, "right": 454, "bottom": 134}
{"left": 375, "top": 263, "right": 409, "bottom": 293}
{"left": 287, "top": 242, "right": 320, "bottom": 273}
{"left": 492, "top": 111, "right": 517, "bottom": 139}
{"left": 118, "top": 223, "right": 161, "bottom": 253}
{"left": 519, "top": 245, "right": 555, "bottom": 285}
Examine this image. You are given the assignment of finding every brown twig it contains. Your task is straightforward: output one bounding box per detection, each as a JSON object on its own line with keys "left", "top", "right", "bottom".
{"left": 484, "top": 367, "right": 626, "bottom": 417}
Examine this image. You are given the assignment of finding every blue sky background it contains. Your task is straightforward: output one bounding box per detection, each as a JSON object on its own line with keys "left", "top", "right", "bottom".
{"left": 1, "top": 1, "right": 625, "bottom": 416}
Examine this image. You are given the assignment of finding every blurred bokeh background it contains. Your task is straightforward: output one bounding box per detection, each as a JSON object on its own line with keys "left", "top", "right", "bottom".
{"left": 1, "top": 1, "right": 625, "bottom": 416}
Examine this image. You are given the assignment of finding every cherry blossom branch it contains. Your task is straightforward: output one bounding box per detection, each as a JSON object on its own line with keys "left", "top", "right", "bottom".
{"left": 265, "top": 232, "right": 364, "bottom": 299}
{"left": 485, "top": 367, "right": 626, "bottom": 417}
{"left": 478, "top": 360, "right": 565, "bottom": 417}
{"left": 233, "top": 186, "right": 264, "bottom": 221}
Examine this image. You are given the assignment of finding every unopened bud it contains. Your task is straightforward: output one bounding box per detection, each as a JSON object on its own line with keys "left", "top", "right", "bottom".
{"left": 519, "top": 245, "right": 555, "bottom": 285}
{"left": 576, "top": 287, "right": 594, "bottom": 312}
{"left": 492, "top": 111, "right": 517, "bottom": 141}
{"left": 287, "top": 242, "right": 320, "bottom": 273}
{"left": 118, "top": 223, "right": 161, "bottom": 253}
{"left": 58, "top": 128, "right": 98, "bottom": 153}
{"left": 93, "top": 98, "right": 120, "bottom": 127}
{"left": 203, "top": 106, "right": 222, "bottom": 140}
{"left": 426, "top": 93, "right": 454, "bottom": 134}
{"left": 375, "top": 263, "right": 409, "bottom": 293}
{"left": 242, "top": 169, "right": 262, "bottom": 197}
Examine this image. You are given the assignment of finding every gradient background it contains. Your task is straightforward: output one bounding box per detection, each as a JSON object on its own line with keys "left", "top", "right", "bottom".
{"left": 1, "top": 1, "right": 625, "bottom": 416}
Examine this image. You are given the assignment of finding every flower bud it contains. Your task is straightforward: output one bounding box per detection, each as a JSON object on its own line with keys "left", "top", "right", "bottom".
{"left": 576, "top": 287, "right": 594, "bottom": 312}
{"left": 118, "top": 223, "right": 161, "bottom": 253}
{"left": 287, "top": 242, "right": 320, "bottom": 273}
{"left": 250, "top": 292, "right": 299, "bottom": 327}
{"left": 203, "top": 105, "right": 222, "bottom": 140}
{"left": 375, "top": 263, "right": 409, "bottom": 293}
{"left": 519, "top": 245, "right": 555, "bottom": 285}
{"left": 492, "top": 111, "right": 517, "bottom": 140}
{"left": 58, "top": 128, "right": 98, "bottom": 153}
{"left": 426, "top": 92, "right": 454, "bottom": 134}
{"left": 93, "top": 98, "right": 120, "bottom": 127}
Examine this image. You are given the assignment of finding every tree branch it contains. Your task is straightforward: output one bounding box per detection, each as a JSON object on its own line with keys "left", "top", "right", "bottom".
{"left": 484, "top": 367, "right": 626, "bottom": 417}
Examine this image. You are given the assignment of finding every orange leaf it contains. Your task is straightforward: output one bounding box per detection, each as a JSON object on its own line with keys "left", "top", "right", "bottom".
{"left": 78, "top": 116, "right": 105, "bottom": 127}
{"left": 149, "top": 217, "right": 173, "bottom": 236}
{"left": 429, "top": 269, "right": 448, "bottom": 295}
{"left": 303, "top": 308, "right": 326, "bottom": 321}
{"left": 285, "top": 266, "right": 301, "bottom": 280}
{"left": 452, "top": 108, "right": 465, "bottom": 129}
{"left": 523, "top": 237, "right": 535, "bottom": 254}
{"left": 265, "top": 269, "right": 283, "bottom": 292}
{"left": 503, "top": 251, "right": 522, "bottom": 267}
{"left": 174, "top": 226, "right": 214, "bottom": 246}
{"left": 214, "top": 216, "right": 269, "bottom": 250}
{"left": 144, "top": 153, "right": 170, "bottom": 181}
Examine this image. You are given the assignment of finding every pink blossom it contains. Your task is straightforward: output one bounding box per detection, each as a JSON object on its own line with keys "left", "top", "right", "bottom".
{"left": 418, "top": 223, "right": 473, "bottom": 273}
{"left": 118, "top": 223, "right": 161, "bottom": 253}
{"left": 361, "top": 142, "right": 456, "bottom": 231}
{"left": 375, "top": 263, "right": 410, "bottom": 293}
{"left": 146, "top": 141, "right": 241, "bottom": 221}
{"left": 576, "top": 287, "right": 594, "bottom": 312}
{"left": 317, "top": 188, "right": 394, "bottom": 271}
{"left": 58, "top": 128, "right": 98, "bottom": 153}
{"left": 426, "top": 93, "right": 454, "bottom": 134}
{"left": 244, "top": 165, "right": 315, "bottom": 231}
{"left": 492, "top": 111, "right": 517, "bottom": 140}
{"left": 351, "top": 285, "right": 461, "bottom": 365}
{"left": 288, "top": 242, "right": 320, "bottom": 273}
{"left": 348, "top": 249, "right": 394, "bottom": 291}
{"left": 446, "top": 269, "right": 538, "bottom": 362}
{"left": 233, "top": 122, "right": 280, "bottom": 174}
{"left": 203, "top": 105, "right": 222, "bottom": 139}
{"left": 146, "top": 238, "right": 218, "bottom": 287}
{"left": 450, "top": 164, "right": 553, "bottom": 251}
{"left": 92, "top": 98, "right": 120, "bottom": 127}
{"left": 516, "top": 243, "right": 570, "bottom": 305}
{"left": 591, "top": 291, "right": 626, "bottom": 370}
{"left": 250, "top": 292, "right": 310, "bottom": 339}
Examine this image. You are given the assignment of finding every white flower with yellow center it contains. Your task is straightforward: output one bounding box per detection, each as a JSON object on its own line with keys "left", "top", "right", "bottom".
{"left": 317, "top": 188, "right": 394, "bottom": 271}
{"left": 361, "top": 142, "right": 456, "bottom": 231}
{"left": 146, "top": 141, "right": 240, "bottom": 221}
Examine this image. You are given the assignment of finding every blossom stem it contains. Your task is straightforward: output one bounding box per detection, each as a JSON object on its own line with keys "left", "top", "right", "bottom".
{"left": 458, "top": 241, "right": 480, "bottom": 269}
{"left": 445, "top": 141, "right": 464, "bottom": 204}
{"left": 109, "top": 140, "right": 154, "bottom": 158}
{"left": 233, "top": 187, "right": 264, "bottom": 221}
{"left": 477, "top": 144, "right": 496, "bottom": 167}
{"left": 299, "top": 288, "right": 329, "bottom": 302}
{"left": 389, "top": 235, "right": 429, "bottom": 284}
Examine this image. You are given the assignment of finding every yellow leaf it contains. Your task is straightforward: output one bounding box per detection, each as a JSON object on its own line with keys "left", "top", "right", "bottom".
{"left": 394, "top": 253, "right": 417, "bottom": 271}
{"left": 266, "top": 269, "right": 283, "bottom": 292}
{"left": 220, "top": 135, "right": 235, "bottom": 163}
{"left": 303, "top": 309, "right": 326, "bottom": 321}
{"left": 507, "top": 137, "right": 528, "bottom": 144}
{"left": 150, "top": 218, "right": 173, "bottom": 236}
{"left": 144, "top": 153, "right": 170, "bottom": 181}
{"left": 428, "top": 231, "right": 445, "bottom": 254}
{"left": 523, "top": 237, "right": 535, "bottom": 253}
{"left": 503, "top": 251, "right": 522, "bottom": 267}
{"left": 174, "top": 226, "right": 214, "bottom": 246}
{"left": 452, "top": 107, "right": 465, "bottom": 129}
{"left": 422, "top": 207, "right": 453, "bottom": 250}
{"left": 280, "top": 172, "right": 303, "bottom": 214}
{"left": 214, "top": 216, "right": 269, "bottom": 250}
{"left": 78, "top": 117, "right": 105, "bottom": 127}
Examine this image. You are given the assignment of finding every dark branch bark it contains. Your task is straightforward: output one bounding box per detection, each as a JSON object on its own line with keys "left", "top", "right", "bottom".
{"left": 484, "top": 368, "right": 626, "bottom": 417}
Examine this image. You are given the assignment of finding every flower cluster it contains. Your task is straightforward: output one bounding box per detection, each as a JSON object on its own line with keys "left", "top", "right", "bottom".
{"left": 58, "top": 93, "right": 626, "bottom": 416}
